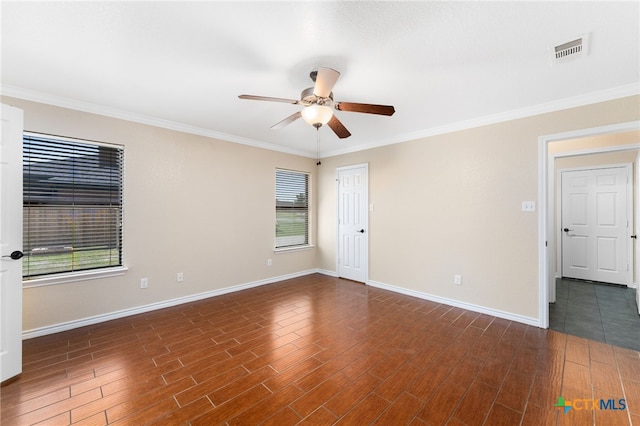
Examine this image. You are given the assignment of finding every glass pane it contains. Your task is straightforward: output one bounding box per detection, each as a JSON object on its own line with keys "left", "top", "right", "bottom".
{"left": 23, "top": 134, "right": 123, "bottom": 278}
{"left": 275, "top": 169, "right": 309, "bottom": 248}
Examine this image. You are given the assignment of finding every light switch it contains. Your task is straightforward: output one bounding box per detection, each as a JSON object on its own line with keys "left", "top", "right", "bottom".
{"left": 522, "top": 201, "right": 536, "bottom": 212}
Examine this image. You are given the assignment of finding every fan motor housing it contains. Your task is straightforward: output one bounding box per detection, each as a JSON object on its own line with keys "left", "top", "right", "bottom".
{"left": 301, "top": 87, "right": 333, "bottom": 107}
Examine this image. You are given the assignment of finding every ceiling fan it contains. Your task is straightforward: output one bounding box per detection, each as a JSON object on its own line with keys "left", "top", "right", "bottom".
{"left": 238, "top": 67, "right": 395, "bottom": 139}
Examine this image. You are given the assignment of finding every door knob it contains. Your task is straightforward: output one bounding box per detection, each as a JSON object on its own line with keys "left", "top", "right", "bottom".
{"left": 2, "top": 250, "right": 23, "bottom": 260}
{"left": 357, "top": 229, "right": 365, "bottom": 233}
{"left": 563, "top": 228, "right": 574, "bottom": 233}
{"left": 631, "top": 235, "right": 637, "bottom": 239}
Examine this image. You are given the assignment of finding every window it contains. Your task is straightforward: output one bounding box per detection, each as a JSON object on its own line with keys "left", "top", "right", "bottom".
{"left": 275, "top": 169, "right": 309, "bottom": 249}
{"left": 22, "top": 133, "right": 124, "bottom": 279}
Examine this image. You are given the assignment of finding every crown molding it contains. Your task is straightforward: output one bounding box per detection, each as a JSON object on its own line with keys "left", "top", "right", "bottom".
{"left": 323, "top": 83, "right": 640, "bottom": 158}
{"left": 3, "top": 82, "right": 638, "bottom": 160}
{"left": 0, "top": 85, "right": 314, "bottom": 158}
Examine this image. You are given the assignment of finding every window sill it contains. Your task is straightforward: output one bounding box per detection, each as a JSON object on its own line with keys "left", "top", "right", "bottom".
{"left": 274, "top": 245, "right": 315, "bottom": 254}
{"left": 22, "top": 267, "right": 129, "bottom": 288}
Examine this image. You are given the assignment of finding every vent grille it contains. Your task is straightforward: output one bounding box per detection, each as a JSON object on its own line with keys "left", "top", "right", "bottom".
{"left": 555, "top": 38, "right": 582, "bottom": 59}
{"left": 552, "top": 33, "right": 589, "bottom": 64}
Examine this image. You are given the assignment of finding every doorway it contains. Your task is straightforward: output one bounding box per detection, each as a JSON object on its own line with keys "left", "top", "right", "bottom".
{"left": 551, "top": 151, "right": 640, "bottom": 349}
{"left": 336, "top": 164, "right": 368, "bottom": 283}
{"left": 538, "top": 122, "right": 640, "bottom": 330}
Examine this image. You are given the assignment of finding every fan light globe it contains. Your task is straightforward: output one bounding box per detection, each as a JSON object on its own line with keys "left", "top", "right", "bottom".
{"left": 301, "top": 104, "right": 333, "bottom": 127}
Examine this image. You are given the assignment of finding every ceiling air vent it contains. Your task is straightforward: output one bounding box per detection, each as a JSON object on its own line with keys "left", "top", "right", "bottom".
{"left": 552, "top": 33, "right": 590, "bottom": 64}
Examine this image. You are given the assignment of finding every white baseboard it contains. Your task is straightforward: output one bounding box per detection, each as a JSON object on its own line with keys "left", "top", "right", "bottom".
{"left": 22, "top": 269, "right": 318, "bottom": 339}
{"left": 316, "top": 269, "right": 338, "bottom": 277}
{"left": 23, "top": 270, "right": 543, "bottom": 339}
{"left": 367, "top": 280, "right": 541, "bottom": 327}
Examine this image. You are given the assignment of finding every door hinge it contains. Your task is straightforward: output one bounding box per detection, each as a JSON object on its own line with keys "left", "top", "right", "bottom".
{"left": 545, "top": 241, "right": 548, "bottom": 247}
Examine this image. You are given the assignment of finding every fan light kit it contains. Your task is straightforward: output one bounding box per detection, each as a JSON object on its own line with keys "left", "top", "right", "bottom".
{"left": 301, "top": 104, "right": 333, "bottom": 128}
{"left": 239, "top": 67, "right": 395, "bottom": 139}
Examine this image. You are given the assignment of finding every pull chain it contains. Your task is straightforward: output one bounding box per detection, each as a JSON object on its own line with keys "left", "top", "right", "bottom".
{"left": 316, "top": 127, "right": 321, "bottom": 166}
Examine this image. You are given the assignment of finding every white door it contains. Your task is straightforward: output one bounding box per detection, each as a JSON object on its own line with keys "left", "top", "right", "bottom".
{"left": 337, "top": 164, "right": 368, "bottom": 283}
{"left": 561, "top": 166, "right": 631, "bottom": 285}
{"left": 1, "top": 104, "right": 24, "bottom": 382}
{"left": 636, "top": 152, "right": 640, "bottom": 314}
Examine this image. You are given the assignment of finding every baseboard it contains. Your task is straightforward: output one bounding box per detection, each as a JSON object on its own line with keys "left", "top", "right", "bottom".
{"left": 22, "top": 269, "right": 319, "bottom": 339}
{"left": 23, "top": 270, "right": 542, "bottom": 339}
{"left": 367, "top": 280, "right": 541, "bottom": 327}
{"left": 316, "top": 269, "right": 338, "bottom": 277}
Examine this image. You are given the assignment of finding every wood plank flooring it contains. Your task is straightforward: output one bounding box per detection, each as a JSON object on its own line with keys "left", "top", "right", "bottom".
{"left": 1, "top": 274, "right": 639, "bottom": 425}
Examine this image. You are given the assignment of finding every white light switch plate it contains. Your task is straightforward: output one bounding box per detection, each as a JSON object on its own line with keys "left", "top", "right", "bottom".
{"left": 522, "top": 201, "right": 536, "bottom": 212}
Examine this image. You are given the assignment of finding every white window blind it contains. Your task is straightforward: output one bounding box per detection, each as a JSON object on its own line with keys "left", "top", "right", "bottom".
{"left": 275, "top": 169, "right": 309, "bottom": 248}
{"left": 23, "top": 133, "right": 124, "bottom": 279}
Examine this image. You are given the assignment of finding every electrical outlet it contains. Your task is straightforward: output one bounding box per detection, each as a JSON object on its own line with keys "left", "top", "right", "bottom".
{"left": 140, "top": 277, "right": 148, "bottom": 289}
{"left": 454, "top": 275, "right": 462, "bottom": 285}
{"left": 177, "top": 272, "right": 184, "bottom": 282}
{"left": 267, "top": 259, "right": 272, "bottom": 267}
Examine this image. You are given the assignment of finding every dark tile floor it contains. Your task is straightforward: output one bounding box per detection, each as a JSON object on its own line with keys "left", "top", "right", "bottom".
{"left": 550, "top": 278, "right": 640, "bottom": 351}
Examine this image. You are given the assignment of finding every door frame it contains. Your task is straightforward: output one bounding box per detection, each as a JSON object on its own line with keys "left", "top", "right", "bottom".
{"left": 558, "top": 163, "right": 633, "bottom": 286}
{"left": 335, "top": 163, "right": 369, "bottom": 283}
{"left": 538, "top": 120, "right": 640, "bottom": 328}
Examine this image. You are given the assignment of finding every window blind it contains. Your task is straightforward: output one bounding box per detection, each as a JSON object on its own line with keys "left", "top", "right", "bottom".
{"left": 275, "top": 169, "right": 309, "bottom": 248}
{"left": 23, "top": 133, "right": 124, "bottom": 278}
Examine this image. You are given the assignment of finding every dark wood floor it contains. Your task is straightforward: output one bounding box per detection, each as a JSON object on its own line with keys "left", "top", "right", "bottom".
{"left": 2, "top": 274, "right": 639, "bottom": 425}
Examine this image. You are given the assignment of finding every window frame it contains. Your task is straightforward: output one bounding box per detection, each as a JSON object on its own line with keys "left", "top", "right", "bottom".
{"left": 275, "top": 168, "right": 312, "bottom": 251}
{"left": 22, "top": 131, "right": 126, "bottom": 286}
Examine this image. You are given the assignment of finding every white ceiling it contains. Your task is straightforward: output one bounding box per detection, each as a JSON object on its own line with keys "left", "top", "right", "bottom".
{"left": 2, "top": 1, "right": 639, "bottom": 158}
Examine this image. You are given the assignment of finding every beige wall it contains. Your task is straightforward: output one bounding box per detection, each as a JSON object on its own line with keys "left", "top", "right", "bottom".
{"left": 317, "top": 95, "right": 640, "bottom": 321}
{"left": 4, "top": 94, "right": 639, "bottom": 332}
{"left": 2, "top": 97, "right": 317, "bottom": 332}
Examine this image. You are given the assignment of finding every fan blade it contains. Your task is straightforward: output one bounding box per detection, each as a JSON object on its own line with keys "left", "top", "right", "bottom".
{"left": 271, "top": 111, "right": 302, "bottom": 129}
{"left": 239, "top": 94, "right": 300, "bottom": 104}
{"left": 335, "top": 102, "right": 395, "bottom": 116}
{"left": 327, "top": 115, "right": 351, "bottom": 139}
{"left": 314, "top": 68, "right": 340, "bottom": 98}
